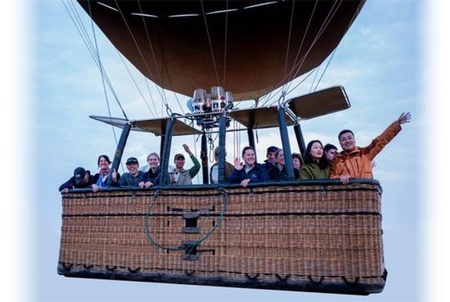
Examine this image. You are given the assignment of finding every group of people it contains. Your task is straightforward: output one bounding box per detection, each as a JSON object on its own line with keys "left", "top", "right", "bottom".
{"left": 59, "top": 144, "right": 202, "bottom": 192}
{"left": 59, "top": 112, "right": 411, "bottom": 192}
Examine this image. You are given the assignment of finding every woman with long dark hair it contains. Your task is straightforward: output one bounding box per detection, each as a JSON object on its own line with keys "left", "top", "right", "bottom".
{"left": 299, "top": 140, "right": 330, "bottom": 180}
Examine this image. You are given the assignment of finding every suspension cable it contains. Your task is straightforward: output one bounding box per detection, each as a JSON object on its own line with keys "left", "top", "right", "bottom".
{"left": 200, "top": 0, "right": 221, "bottom": 86}
{"left": 113, "top": 0, "right": 170, "bottom": 113}
{"left": 139, "top": 4, "right": 187, "bottom": 117}
{"left": 261, "top": 0, "right": 349, "bottom": 107}
{"left": 284, "top": 0, "right": 343, "bottom": 90}
{"left": 65, "top": 0, "right": 129, "bottom": 128}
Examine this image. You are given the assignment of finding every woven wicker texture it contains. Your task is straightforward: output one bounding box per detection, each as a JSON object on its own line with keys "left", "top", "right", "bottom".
{"left": 58, "top": 182, "right": 386, "bottom": 294}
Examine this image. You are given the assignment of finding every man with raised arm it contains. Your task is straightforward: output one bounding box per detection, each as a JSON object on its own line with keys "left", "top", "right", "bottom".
{"left": 330, "top": 112, "right": 411, "bottom": 184}
{"left": 170, "top": 144, "right": 201, "bottom": 185}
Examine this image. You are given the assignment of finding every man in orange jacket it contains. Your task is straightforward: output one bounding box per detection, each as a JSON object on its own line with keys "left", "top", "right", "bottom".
{"left": 330, "top": 112, "right": 411, "bottom": 184}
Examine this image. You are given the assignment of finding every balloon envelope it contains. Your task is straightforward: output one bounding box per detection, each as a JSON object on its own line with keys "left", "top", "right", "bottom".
{"left": 77, "top": 0, "right": 365, "bottom": 100}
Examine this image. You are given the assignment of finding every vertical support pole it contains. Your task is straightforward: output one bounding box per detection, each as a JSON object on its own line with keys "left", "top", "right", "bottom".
{"left": 159, "top": 138, "right": 164, "bottom": 162}
{"left": 107, "top": 122, "right": 132, "bottom": 185}
{"left": 217, "top": 113, "right": 228, "bottom": 184}
{"left": 247, "top": 128, "right": 255, "bottom": 150}
{"left": 293, "top": 123, "right": 307, "bottom": 157}
{"left": 201, "top": 133, "right": 209, "bottom": 184}
{"left": 159, "top": 115, "right": 176, "bottom": 186}
{"left": 277, "top": 107, "right": 294, "bottom": 179}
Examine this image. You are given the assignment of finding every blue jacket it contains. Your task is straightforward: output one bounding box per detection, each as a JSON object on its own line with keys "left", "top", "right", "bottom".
{"left": 92, "top": 172, "right": 121, "bottom": 188}
{"left": 228, "top": 163, "right": 270, "bottom": 184}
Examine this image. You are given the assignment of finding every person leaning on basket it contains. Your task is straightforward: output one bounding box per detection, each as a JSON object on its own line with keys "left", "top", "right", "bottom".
{"left": 143, "top": 152, "right": 166, "bottom": 186}
{"left": 91, "top": 154, "right": 120, "bottom": 192}
{"left": 112, "top": 157, "right": 152, "bottom": 189}
{"left": 228, "top": 146, "right": 270, "bottom": 188}
{"left": 330, "top": 112, "right": 411, "bottom": 184}
{"left": 59, "top": 167, "right": 93, "bottom": 193}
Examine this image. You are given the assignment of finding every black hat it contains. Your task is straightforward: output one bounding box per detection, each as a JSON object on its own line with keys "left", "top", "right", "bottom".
{"left": 266, "top": 146, "right": 279, "bottom": 154}
{"left": 73, "top": 167, "right": 85, "bottom": 185}
{"left": 126, "top": 157, "right": 139, "bottom": 165}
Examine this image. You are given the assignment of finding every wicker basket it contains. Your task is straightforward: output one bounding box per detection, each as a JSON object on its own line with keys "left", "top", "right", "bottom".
{"left": 58, "top": 179, "right": 386, "bottom": 295}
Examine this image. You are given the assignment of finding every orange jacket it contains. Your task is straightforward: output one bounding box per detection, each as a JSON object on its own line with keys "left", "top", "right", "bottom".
{"left": 329, "top": 121, "right": 402, "bottom": 179}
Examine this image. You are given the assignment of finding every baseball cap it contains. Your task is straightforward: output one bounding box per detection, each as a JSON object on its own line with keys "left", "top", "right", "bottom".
{"left": 266, "top": 146, "right": 279, "bottom": 154}
{"left": 73, "top": 167, "right": 86, "bottom": 185}
{"left": 126, "top": 157, "right": 139, "bottom": 165}
{"left": 174, "top": 153, "right": 185, "bottom": 161}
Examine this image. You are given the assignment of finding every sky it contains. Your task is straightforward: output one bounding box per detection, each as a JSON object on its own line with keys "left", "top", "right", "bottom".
{"left": 1, "top": 0, "right": 449, "bottom": 301}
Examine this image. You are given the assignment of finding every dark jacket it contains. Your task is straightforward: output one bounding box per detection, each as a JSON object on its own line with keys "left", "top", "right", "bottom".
{"left": 228, "top": 163, "right": 270, "bottom": 184}
{"left": 268, "top": 164, "right": 290, "bottom": 181}
{"left": 118, "top": 171, "right": 149, "bottom": 187}
{"left": 58, "top": 175, "right": 94, "bottom": 192}
{"left": 263, "top": 160, "right": 276, "bottom": 173}
{"left": 148, "top": 166, "right": 163, "bottom": 186}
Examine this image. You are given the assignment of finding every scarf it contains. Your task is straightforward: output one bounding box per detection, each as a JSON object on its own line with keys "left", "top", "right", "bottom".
{"left": 99, "top": 168, "right": 110, "bottom": 176}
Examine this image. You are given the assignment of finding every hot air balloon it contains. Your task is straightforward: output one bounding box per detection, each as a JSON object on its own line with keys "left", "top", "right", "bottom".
{"left": 58, "top": 0, "right": 388, "bottom": 295}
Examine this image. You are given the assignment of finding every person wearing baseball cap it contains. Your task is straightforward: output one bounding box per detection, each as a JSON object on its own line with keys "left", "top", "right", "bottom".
{"left": 263, "top": 145, "right": 279, "bottom": 174}
{"left": 115, "top": 157, "right": 152, "bottom": 188}
{"left": 170, "top": 144, "right": 200, "bottom": 185}
{"left": 58, "top": 166, "right": 93, "bottom": 193}
{"left": 173, "top": 153, "right": 185, "bottom": 161}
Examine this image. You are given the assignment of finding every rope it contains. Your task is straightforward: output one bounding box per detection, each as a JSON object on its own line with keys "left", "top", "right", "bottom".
{"left": 260, "top": 0, "right": 346, "bottom": 107}
{"left": 65, "top": 0, "right": 147, "bottom": 155}
{"left": 221, "top": 1, "right": 230, "bottom": 87}
{"left": 88, "top": 0, "right": 129, "bottom": 121}
{"left": 112, "top": 0, "right": 171, "bottom": 115}
{"left": 200, "top": 0, "right": 221, "bottom": 86}
{"left": 117, "top": 53, "right": 158, "bottom": 118}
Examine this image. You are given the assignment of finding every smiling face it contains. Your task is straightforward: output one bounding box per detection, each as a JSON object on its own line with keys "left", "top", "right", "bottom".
{"left": 174, "top": 157, "right": 185, "bottom": 170}
{"left": 98, "top": 156, "right": 110, "bottom": 171}
{"left": 243, "top": 148, "right": 256, "bottom": 167}
{"left": 126, "top": 163, "right": 139, "bottom": 176}
{"left": 148, "top": 154, "right": 160, "bottom": 169}
{"left": 309, "top": 142, "right": 324, "bottom": 161}
{"left": 339, "top": 131, "right": 356, "bottom": 153}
